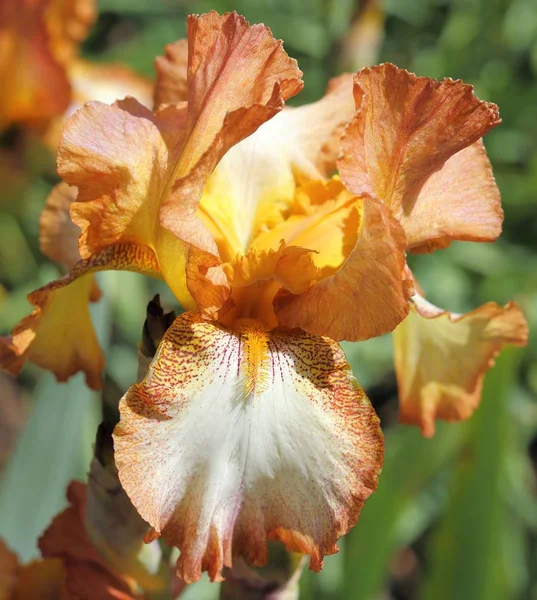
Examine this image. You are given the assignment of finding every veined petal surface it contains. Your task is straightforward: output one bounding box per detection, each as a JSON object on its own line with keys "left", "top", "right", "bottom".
{"left": 338, "top": 64, "right": 502, "bottom": 251}
{"left": 114, "top": 314, "right": 383, "bottom": 583}
{"left": 393, "top": 294, "right": 528, "bottom": 437}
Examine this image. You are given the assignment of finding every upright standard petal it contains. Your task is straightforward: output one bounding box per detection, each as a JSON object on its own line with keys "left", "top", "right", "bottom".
{"left": 59, "top": 12, "right": 303, "bottom": 310}
{"left": 114, "top": 314, "right": 383, "bottom": 583}
{"left": 197, "top": 75, "right": 355, "bottom": 256}
{"left": 275, "top": 180, "right": 413, "bottom": 341}
{"left": 393, "top": 294, "right": 528, "bottom": 437}
{"left": 160, "top": 11, "right": 304, "bottom": 247}
{"left": 338, "top": 64, "right": 502, "bottom": 251}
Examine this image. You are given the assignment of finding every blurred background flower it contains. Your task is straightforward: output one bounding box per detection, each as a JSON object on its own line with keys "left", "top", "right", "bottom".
{"left": 0, "top": 0, "right": 535, "bottom": 599}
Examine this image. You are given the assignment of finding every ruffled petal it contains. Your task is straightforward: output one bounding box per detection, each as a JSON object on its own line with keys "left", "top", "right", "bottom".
{"left": 224, "top": 243, "right": 318, "bottom": 294}
{"left": 197, "top": 74, "right": 354, "bottom": 257}
{"left": 114, "top": 313, "right": 383, "bottom": 583}
{"left": 57, "top": 98, "right": 196, "bottom": 309}
{"left": 401, "top": 141, "right": 502, "bottom": 252}
{"left": 154, "top": 39, "right": 188, "bottom": 108}
{"left": 393, "top": 294, "right": 528, "bottom": 437}
{"left": 275, "top": 186, "right": 412, "bottom": 341}
{"left": 58, "top": 12, "right": 302, "bottom": 311}
{"left": 0, "top": 244, "right": 160, "bottom": 388}
{"left": 160, "top": 11, "right": 304, "bottom": 247}
{"left": 39, "top": 182, "right": 82, "bottom": 269}
{"left": 58, "top": 99, "right": 184, "bottom": 256}
{"left": 338, "top": 64, "right": 502, "bottom": 250}
{"left": 0, "top": 0, "right": 71, "bottom": 128}
{"left": 250, "top": 178, "right": 362, "bottom": 278}
{"left": 39, "top": 482, "right": 137, "bottom": 600}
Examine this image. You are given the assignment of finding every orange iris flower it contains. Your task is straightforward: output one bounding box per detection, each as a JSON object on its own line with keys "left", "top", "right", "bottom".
{"left": 0, "top": 10, "right": 528, "bottom": 583}
{"left": 0, "top": 0, "right": 151, "bottom": 139}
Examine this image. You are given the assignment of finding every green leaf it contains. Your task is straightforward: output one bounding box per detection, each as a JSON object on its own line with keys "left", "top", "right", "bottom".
{"left": 343, "top": 420, "right": 467, "bottom": 600}
{"left": 0, "top": 287, "right": 110, "bottom": 561}
{"left": 421, "top": 348, "right": 522, "bottom": 600}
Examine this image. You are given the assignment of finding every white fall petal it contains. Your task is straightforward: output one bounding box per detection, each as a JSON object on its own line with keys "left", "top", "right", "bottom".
{"left": 114, "top": 313, "right": 383, "bottom": 583}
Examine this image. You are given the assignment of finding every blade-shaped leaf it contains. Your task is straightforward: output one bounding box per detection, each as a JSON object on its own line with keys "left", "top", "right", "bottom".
{"left": 0, "top": 289, "right": 110, "bottom": 561}
{"left": 343, "top": 419, "right": 467, "bottom": 600}
{"left": 421, "top": 348, "right": 521, "bottom": 600}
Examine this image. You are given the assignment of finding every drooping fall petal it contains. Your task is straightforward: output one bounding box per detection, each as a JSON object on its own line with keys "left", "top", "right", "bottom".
{"left": 393, "top": 294, "right": 528, "bottom": 437}
{"left": 114, "top": 313, "right": 383, "bottom": 583}
{"left": 250, "top": 178, "right": 362, "bottom": 277}
{"left": 0, "top": 244, "right": 160, "bottom": 389}
{"left": 39, "top": 481, "right": 137, "bottom": 600}
{"left": 0, "top": 0, "right": 71, "bottom": 129}
{"left": 275, "top": 182, "right": 413, "bottom": 341}
{"left": 338, "top": 64, "right": 502, "bottom": 251}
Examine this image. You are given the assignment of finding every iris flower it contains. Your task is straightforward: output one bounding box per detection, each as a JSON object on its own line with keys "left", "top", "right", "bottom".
{"left": 0, "top": 0, "right": 151, "bottom": 139}
{"left": 0, "top": 11, "right": 527, "bottom": 583}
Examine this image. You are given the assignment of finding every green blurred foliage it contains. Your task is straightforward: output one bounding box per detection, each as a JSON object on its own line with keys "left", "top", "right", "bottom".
{"left": 0, "top": 0, "right": 536, "bottom": 598}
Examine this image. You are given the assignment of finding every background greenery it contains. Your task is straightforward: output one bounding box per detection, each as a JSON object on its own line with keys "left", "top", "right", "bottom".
{"left": 0, "top": 0, "right": 536, "bottom": 598}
